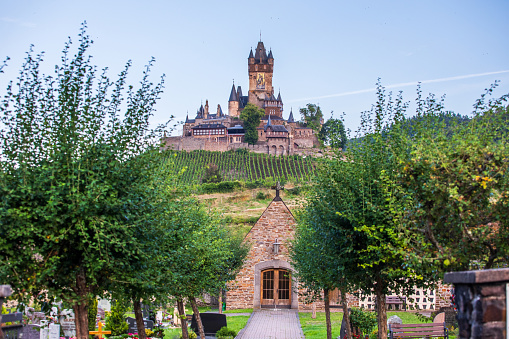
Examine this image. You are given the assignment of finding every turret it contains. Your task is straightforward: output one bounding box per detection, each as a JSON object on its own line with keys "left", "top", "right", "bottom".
{"left": 228, "top": 82, "right": 240, "bottom": 117}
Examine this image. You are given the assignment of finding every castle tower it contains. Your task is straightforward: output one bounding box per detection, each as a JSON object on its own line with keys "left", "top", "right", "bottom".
{"left": 228, "top": 83, "right": 240, "bottom": 117}
{"left": 248, "top": 41, "right": 274, "bottom": 109}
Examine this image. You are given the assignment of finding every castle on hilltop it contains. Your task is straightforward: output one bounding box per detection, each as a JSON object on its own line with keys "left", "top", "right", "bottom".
{"left": 163, "top": 40, "right": 321, "bottom": 156}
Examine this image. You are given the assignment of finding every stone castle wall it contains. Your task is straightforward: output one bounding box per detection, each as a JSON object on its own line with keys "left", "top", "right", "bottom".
{"left": 163, "top": 135, "right": 323, "bottom": 156}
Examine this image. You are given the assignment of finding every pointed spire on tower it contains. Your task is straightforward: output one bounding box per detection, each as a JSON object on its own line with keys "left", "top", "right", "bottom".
{"left": 277, "top": 90, "right": 282, "bottom": 103}
{"left": 229, "top": 82, "right": 238, "bottom": 102}
{"left": 288, "top": 108, "right": 295, "bottom": 123}
{"left": 267, "top": 114, "right": 272, "bottom": 126}
{"left": 249, "top": 48, "right": 254, "bottom": 58}
{"left": 268, "top": 49, "right": 273, "bottom": 59}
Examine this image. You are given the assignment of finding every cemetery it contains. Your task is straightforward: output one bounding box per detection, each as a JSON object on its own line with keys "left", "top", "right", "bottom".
{"left": 0, "top": 6, "right": 508, "bottom": 339}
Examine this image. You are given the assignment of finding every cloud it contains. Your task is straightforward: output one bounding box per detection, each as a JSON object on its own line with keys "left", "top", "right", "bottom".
{"left": 287, "top": 70, "right": 509, "bottom": 103}
{"left": 0, "top": 17, "right": 36, "bottom": 28}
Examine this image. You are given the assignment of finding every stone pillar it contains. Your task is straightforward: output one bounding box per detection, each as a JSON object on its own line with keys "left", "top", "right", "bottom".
{"left": 444, "top": 268, "right": 508, "bottom": 339}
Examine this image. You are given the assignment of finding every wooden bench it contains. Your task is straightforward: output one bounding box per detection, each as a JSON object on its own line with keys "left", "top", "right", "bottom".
{"left": 386, "top": 296, "right": 407, "bottom": 311}
{"left": 389, "top": 323, "right": 448, "bottom": 339}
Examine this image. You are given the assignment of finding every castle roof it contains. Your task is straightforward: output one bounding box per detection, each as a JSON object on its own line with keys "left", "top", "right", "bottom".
{"left": 254, "top": 41, "right": 268, "bottom": 64}
{"left": 229, "top": 83, "right": 238, "bottom": 101}
{"left": 287, "top": 109, "right": 295, "bottom": 123}
{"left": 249, "top": 48, "right": 254, "bottom": 58}
{"left": 268, "top": 49, "right": 273, "bottom": 59}
{"left": 265, "top": 123, "right": 289, "bottom": 133}
{"left": 192, "top": 123, "right": 227, "bottom": 130}
{"left": 277, "top": 91, "right": 282, "bottom": 103}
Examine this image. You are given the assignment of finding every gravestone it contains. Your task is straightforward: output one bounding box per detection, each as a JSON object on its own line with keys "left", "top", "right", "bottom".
{"left": 61, "top": 316, "right": 76, "bottom": 337}
{"left": 97, "top": 308, "right": 105, "bottom": 320}
{"left": 97, "top": 299, "right": 111, "bottom": 313}
{"left": 190, "top": 314, "right": 227, "bottom": 336}
{"left": 387, "top": 315, "right": 403, "bottom": 327}
{"left": 126, "top": 317, "right": 154, "bottom": 333}
{"left": 156, "top": 311, "right": 163, "bottom": 323}
{"left": 23, "top": 324, "right": 41, "bottom": 339}
{"left": 48, "top": 324, "right": 60, "bottom": 339}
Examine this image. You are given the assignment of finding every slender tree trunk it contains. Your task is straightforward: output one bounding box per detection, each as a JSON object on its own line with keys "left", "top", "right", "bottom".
{"left": 218, "top": 289, "right": 223, "bottom": 314}
{"left": 374, "top": 276, "right": 387, "bottom": 339}
{"left": 73, "top": 268, "right": 89, "bottom": 339}
{"left": 324, "top": 289, "right": 332, "bottom": 339}
{"left": 133, "top": 299, "right": 147, "bottom": 339}
{"left": 340, "top": 287, "right": 352, "bottom": 339}
{"left": 190, "top": 297, "right": 205, "bottom": 339}
{"left": 311, "top": 302, "right": 316, "bottom": 319}
{"left": 177, "top": 300, "right": 189, "bottom": 339}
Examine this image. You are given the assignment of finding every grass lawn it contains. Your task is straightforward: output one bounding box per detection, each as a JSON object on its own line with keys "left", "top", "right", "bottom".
{"left": 299, "top": 311, "right": 457, "bottom": 339}
{"left": 298, "top": 311, "right": 343, "bottom": 339}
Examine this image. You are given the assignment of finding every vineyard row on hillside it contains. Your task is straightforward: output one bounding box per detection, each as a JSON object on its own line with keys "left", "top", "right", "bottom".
{"left": 163, "top": 150, "right": 316, "bottom": 185}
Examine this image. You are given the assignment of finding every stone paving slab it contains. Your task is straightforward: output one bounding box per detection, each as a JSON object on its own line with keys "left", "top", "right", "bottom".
{"left": 235, "top": 309, "right": 305, "bottom": 339}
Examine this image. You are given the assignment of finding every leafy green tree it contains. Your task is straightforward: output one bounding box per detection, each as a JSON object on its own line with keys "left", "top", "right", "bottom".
{"left": 0, "top": 24, "right": 164, "bottom": 339}
{"left": 291, "top": 205, "right": 355, "bottom": 339}
{"left": 395, "top": 87, "right": 509, "bottom": 271}
{"left": 240, "top": 103, "right": 264, "bottom": 145}
{"left": 149, "top": 194, "right": 248, "bottom": 339}
{"left": 304, "top": 82, "right": 435, "bottom": 339}
{"left": 202, "top": 163, "right": 222, "bottom": 183}
{"left": 318, "top": 118, "right": 347, "bottom": 149}
{"left": 299, "top": 103, "right": 323, "bottom": 132}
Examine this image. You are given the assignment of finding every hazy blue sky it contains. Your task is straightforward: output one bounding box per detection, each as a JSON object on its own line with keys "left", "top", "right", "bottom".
{"left": 1, "top": 0, "right": 508, "bottom": 135}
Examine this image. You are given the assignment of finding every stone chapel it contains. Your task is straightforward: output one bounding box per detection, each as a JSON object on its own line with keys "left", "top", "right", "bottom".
{"left": 226, "top": 184, "right": 301, "bottom": 309}
{"left": 226, "top": 185, "right": 454, "bottom": 311}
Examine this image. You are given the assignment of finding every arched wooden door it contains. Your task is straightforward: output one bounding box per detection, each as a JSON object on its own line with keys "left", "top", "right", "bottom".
{"left": 261, "top": 269, "right": 291, "bottom": 308}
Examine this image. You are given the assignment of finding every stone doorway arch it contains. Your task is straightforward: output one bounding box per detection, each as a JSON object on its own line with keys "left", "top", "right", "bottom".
{"left": 253, "top": 259, "right": 298, "bottom": 309}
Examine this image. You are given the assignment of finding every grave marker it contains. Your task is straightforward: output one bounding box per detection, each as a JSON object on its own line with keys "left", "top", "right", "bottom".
{"left": 89, "top": 322, "right": 110, "bottom": 339}
{"left": 48, "top": 323, "right": 60, "bottom": 339}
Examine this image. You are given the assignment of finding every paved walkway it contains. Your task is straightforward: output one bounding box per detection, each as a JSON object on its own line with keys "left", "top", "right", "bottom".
{"left": 235, "top": 309, "right": 305, "bottom": 339}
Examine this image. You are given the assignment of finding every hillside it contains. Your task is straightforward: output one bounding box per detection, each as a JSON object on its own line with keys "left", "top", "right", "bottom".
{"left": 194, "top": 185, "right": 308, "bottom": 237}
{"left": 164, "top": 149, "right": 316, "bottom": 185}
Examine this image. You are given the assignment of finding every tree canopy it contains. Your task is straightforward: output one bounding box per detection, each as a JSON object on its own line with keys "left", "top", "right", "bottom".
{"left": 0, "top": 24, "right": 165, "bottom": 339}
{"left": 318, "top": 118, "right": 347, "bottom": 149}
{"left": 299, "top": 103, "right": 323, "bottom": 132}
{"left": 240, "top": 103, "right": 264, "bottom": 145}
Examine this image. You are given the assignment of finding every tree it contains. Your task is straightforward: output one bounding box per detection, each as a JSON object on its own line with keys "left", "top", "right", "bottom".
{"left": 240, "top": 103, "right": 264, "bottom": 145}
{"left": 299, "top": 103, "right": 323, "bottom": 132}
{"left": 151, "top": 195, "right": 248, "bottom": 339}
{"left": 202, "top": 163, "right": 222, "bottom": 183}
{"left": 395, "top": 86, "right": 509, "bottom": 271}
{"left": 302, "top": 82, "right": 435, "bottom": 339}
{"left": 0, "top": 24, "right": 165, "bottom": 339}
{"left": 290, "top": 204, "right": 355, "bottom": 339}
{"left": 318, "top": 118, "right": 347, "bottom": 149}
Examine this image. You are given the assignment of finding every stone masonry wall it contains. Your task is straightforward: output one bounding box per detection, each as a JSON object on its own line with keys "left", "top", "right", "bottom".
{"left": 226, "top": 198, "right": 297, "bottom": 310}
{"left": 444, "top": 268, "right": 508, "bottom": 339}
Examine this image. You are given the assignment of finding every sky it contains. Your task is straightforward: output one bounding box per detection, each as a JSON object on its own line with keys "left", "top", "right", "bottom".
{"left": 1, "top": 0, "right": 508, "bottom": 135}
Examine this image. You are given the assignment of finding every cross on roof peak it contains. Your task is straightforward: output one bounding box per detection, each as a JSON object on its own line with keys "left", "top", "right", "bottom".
{"left": 272, "top": 181, "right": 284, "bottom": 199}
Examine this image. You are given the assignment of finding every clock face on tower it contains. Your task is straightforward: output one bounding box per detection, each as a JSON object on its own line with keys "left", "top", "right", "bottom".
{"left": 256, "top": 72, "right": 265, "bottom": 89}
